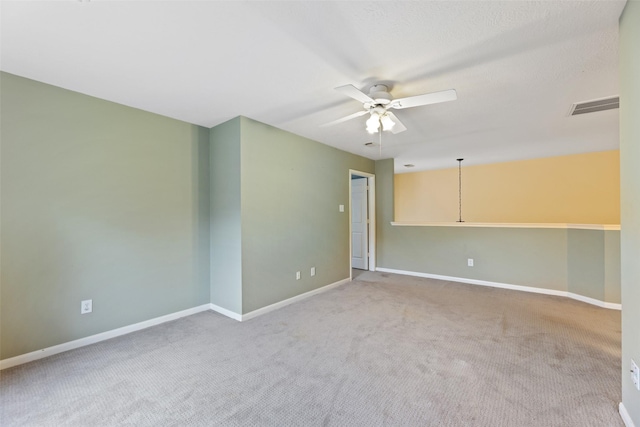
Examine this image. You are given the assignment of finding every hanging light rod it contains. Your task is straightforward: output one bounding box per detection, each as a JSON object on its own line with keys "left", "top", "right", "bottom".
{"left": 457, "top": 158, "right": 464, "bottom": 223}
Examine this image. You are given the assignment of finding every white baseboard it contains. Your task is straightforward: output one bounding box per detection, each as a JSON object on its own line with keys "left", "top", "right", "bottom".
{"left": 604, "top": 301, "right": 623, "bottom": 310}
{"left": 568, "top": 292, "right": 622, "bottom": 310}
{"left": 241, "top": 278, "right": 350, "bottom": 321}
{"left": 209, "top": 303, "right": 242, "bottom": 321}
{"left": 0, "top": 304, "right": 211, "bottom": 370}
{"left": 620, "top": 402, "right": 636, "bottom": 427}
{"left": 209, "top": 278, "right": 351, "bottom": 322}
{"left": 376, "top": 268, "right": 621, "bottom": 310}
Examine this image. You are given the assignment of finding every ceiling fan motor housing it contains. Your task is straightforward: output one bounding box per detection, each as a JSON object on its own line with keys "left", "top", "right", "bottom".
{"left": 368, "top": 84, "right": 392, "bottom": 105}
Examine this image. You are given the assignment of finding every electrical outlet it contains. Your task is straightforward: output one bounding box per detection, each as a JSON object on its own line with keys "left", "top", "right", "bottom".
{"left": 339, "top": 205, "right": 345, "bottom": 212}
{"left": 311, "top": 267, "right": 316, "bottom": 277}
{"left": 467, "top": 258, "right": 474, "bottom": 267}
{"left": 81, "top": 299, "right": 92, "bottom": 314}
{"left": 296, "top": 271, "right": 301, "bottom": 280}
{"left": 632, "top": 360, "right": 640, "bottom": 391}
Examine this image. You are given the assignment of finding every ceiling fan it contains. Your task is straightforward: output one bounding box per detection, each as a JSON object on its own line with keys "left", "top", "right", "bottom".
{"left": 322, "top": 83, "right": 457, "bottom": 134}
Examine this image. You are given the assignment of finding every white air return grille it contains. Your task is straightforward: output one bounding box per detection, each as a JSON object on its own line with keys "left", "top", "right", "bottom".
{"left": 569, "top": 96, "right": 619, "bottom": 116}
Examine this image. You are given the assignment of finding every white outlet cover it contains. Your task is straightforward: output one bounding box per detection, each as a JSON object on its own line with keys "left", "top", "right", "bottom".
{"left": 467, "top": 258, "right": 474, "bottom": 267}
{"left": 632, "top": 360, "right": 640, "bottom": 390}
{"left": 81, "top": 299, "right": 92, "bottom": 314}
{"left": 296, "top": 271, "right": 301, "bottom": 280}
{"left": 311, "top": 267, "right": 316, "bottom": 276}
{"left": 339, "top": 204, "right": 344, "bottom": 212}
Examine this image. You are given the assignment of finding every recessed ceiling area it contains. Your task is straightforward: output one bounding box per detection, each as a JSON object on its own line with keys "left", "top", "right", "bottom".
{"left": 0, "top": 0, "right": 625, "bottom": 171}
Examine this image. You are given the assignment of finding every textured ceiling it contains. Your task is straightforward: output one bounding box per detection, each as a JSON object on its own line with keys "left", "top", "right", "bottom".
{"left": 0, "top": 0, "right": 626, "bottom": 171}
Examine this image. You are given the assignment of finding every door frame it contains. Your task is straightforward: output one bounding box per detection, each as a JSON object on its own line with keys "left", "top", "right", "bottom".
{"left": 349, "top": 169, "right": 376, "bottom": 279}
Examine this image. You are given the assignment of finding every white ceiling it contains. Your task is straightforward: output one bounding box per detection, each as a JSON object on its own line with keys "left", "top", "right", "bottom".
{"left": 0, "top": 0, "right": 626, "bottom": 172}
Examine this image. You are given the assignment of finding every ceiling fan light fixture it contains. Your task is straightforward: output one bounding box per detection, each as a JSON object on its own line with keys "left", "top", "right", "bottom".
{"left": 325, "top": 83, "right": 456, "bottom": 136}
{"left": 366, "top": 113, "right": 380, "bottom": 134}
{"left": 380, "top": 114, "right": 395, "bottom": 131}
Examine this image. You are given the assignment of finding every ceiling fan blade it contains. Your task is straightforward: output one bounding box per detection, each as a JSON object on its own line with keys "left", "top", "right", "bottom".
{"left": 320, "top": 110, "right": 368, "bottom": 127}
{"left": 390, "top": 89, "right": 457, "bottom": 109}
{"left": 335, "top": 84, "right": 374, "bottom": 104}
{"left": 386, "top": 112, "right": 407, "bottom": 134}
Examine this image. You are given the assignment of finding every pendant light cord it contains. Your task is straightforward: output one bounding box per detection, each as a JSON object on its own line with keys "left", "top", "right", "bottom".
{"left": 457, "top": 158, "right": 464, "bottom": 222}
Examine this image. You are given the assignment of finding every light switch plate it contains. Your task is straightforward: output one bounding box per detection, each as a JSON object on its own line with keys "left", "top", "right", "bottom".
{"left": 339, "top": 205, "right": 344, "bottom": 212}
{"left": 632, "top": 360, "right": 640, "bottom": 390}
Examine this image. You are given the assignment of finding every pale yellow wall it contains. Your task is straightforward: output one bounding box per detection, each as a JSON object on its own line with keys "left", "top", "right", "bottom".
{"left": 395, "top": 150, "right": 620, "bottom": 224}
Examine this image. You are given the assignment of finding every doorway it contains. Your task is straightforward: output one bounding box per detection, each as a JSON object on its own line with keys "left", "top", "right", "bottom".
{"left": 349, "top": 170, "right": 375, "bottom": 279}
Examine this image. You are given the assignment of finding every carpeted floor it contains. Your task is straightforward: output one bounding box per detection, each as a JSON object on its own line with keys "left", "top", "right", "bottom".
{"left": 0, "top": 271, "right": 622, "bottom": 426}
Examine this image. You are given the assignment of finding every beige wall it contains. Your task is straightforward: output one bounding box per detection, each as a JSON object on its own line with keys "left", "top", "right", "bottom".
{"left": 395, "top": 150, "right": 620, "bottom": 224}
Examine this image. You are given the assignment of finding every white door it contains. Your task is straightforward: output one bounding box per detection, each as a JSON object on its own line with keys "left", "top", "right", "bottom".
{"left": 351, "top": 177, "right": 369, "bottom": 270}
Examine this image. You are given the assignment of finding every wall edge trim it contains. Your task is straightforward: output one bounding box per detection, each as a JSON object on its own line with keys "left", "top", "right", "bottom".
{"left": 375, "top": 268, "right": 621, "bottom": 310}
{"left": 620, "top": 402, "right": 636, "bottom": 427}
{"left": 0, "top": 304, "right": 212, "bottom": 370}
{"left": 241, "top": 278, "right": 351, "bottom": 321}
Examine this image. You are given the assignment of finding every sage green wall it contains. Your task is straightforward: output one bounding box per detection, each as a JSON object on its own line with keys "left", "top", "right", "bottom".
{"left": 620, "top": 1, "right": 640, "bottom": 422}
{"left": 240, "top": 117, "right": 374, "bottom": 313}
{"left": 567, "top": 229, "right": 604, "bottom": 300}
{"left": 382, "top": 226, "right": 569, "bottom": 292}
{"left": 209, "top": 117, "right": 242, "bottom": 314}
{"left": 0, "top": 73, "right": 210, "bottom": 360}
{"left": 565, "top": 229, "right": 621, "bottom": 305}
{"left": 604, "top": 231, "right": 621, "bottom": 306}
{"left": 375, "top": 158, "right": 620, "bottom": 303}
{"left": 375, "top": 159, "right": 395, "bottom": 269}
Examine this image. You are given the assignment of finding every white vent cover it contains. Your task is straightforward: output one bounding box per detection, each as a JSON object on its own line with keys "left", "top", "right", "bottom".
{"left": 569, "top": 96, "right": 619, "bottom": 116}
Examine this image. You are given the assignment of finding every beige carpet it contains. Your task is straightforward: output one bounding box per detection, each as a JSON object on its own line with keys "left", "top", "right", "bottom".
{"left": 0, "top": 271, "right": 622, "bottom": 426}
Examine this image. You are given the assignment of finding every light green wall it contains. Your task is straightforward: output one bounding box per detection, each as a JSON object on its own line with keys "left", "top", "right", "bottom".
{"left": 604, "top": 231, "right": 621, "bottom": 305}
{"left": 0, "top": 72, "right": 210, "bottom": 360}
{"left": 620, "top": 1, "right": 640, "bottom": 422}
{"left": 384, "top": 226, "right": 569, "bottom": 291}
{"left": 375, "top": 159, "right": 620, "bottom": 303}
{"left": 567, "top": 229, "right": 604, "bottom": 300}
{"left": 209, "top": 117, "right": 242, "bottom": 314}
{"left": 240, "top": 117, "right": 374, "bottom": 313}
{"left": 375, "top": 159, "right": 395, "bottom": 268}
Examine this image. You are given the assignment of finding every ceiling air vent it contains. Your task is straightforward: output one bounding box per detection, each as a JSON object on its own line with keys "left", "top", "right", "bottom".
{"left": 569, "top": 96, "right": 619, "bottom": 116}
